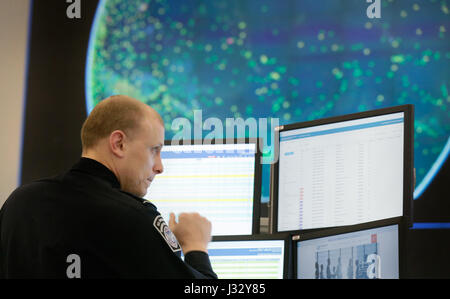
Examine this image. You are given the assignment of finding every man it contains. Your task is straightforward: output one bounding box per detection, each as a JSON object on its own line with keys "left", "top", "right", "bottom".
{"left": 0, "top": 95, "right": 217, "bottom": 278}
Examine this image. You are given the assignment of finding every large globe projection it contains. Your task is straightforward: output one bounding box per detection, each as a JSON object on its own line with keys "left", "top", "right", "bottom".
{"left": 86, "top": 0, "right": 449, "bottom": 201}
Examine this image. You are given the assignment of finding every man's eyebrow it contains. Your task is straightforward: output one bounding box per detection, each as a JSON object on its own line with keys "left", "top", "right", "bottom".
{"left": 153, "top": 144, "right": 163, "bottom": 149}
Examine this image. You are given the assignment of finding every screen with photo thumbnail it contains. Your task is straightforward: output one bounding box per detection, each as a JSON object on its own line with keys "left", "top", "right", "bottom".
{"left": 144, "top": 142, "right": 257, "bottom": 236}
{"left": 296, "top": 224, "right": 399, "bottom": 279}
{"left": 278, "top": 112, "right": 404, "bottom": 231}
{"left": 208, "top": 239, "right": 285, "bottom": 279}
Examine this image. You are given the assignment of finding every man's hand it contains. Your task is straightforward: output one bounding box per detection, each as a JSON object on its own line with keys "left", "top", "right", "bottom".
{"left": 169, "top": 212, "right": 212, "bottom": 254}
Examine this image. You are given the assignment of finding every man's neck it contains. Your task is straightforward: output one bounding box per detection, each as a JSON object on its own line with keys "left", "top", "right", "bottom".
{"left": 81, "top": 150, "right": 119, "bottom": 182}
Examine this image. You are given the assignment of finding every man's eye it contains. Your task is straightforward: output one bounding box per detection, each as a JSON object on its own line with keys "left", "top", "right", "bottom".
{"left": 151, "top": 147, "right": 161, "bottom": 154}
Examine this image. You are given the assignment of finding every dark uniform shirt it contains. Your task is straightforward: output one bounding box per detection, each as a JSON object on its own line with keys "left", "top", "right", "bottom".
{"left": 0, "top": 158, "right": 217, "bottom": 279}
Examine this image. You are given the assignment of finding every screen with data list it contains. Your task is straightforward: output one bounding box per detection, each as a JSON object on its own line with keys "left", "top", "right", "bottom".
{"left": 296, "top": 224, "right": 399, "bottom": 279}
{"left": 208, "top": 239, "right": 286, "bottom": 279}
{"left": 144, "top": 142, "right": 258, "bottom": 236}
{"left": 277, "top": 112, "right": 405, "bottom": 232}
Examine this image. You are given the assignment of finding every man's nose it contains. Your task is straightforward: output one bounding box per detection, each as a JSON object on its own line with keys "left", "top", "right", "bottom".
{"left": 153, "top": 155, "right": 164, "bottom": 174}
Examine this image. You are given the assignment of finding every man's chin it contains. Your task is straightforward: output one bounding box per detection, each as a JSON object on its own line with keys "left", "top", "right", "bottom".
{"left": 138, "top": 188, "right": 148, "bottom": 198}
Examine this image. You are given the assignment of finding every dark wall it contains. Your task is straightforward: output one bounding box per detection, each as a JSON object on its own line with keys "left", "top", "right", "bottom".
{"left": 21, "top": 0, "right": 98, "bottom": 184}
{"left": 21, "top": 0, "right": 450, "bottom": 278}
{"left": 406, "top": 156, "right": 450, "bottom": 278}
{"left": 414, "top": 156, "right": 450, "bottom": 223}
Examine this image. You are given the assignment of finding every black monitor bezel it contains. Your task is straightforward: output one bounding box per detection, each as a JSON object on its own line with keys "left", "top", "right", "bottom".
{"left": 161, "top": 137, "right": 262, "bottom": 235}
{"left": 271, "top": 104, "right": 414, "bottom": 234}
{"left": 292, "top": 217, "right": 407, "bottom": 279}
{"left": 211, "top": 233, "right": 291, "bottom": 279}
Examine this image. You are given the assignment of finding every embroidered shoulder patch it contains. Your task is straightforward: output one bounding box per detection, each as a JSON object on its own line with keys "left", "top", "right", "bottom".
{"left": 153, "top": 215, "right": 181, "bottom": 252}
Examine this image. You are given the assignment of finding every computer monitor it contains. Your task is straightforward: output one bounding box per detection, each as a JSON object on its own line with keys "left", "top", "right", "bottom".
{"left": 294, "top": 217, "right": 406, "bottom": 279}
{"left": 144, "top": 138, "right": 262, "bottom": 236}
{"left": 208, "top": 234, "right": 289, "bottom": 279}
{"left": 272, "top": 105, "right": 414, "bottom": 233}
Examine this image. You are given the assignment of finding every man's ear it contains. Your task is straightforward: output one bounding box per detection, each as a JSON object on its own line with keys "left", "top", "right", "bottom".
{"left": 109, "top": 130, "right": 127, "bottom": 158}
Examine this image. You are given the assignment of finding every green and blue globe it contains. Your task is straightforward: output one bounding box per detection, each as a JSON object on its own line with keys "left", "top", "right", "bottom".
{"left": 86, "top": 0, "right": 450, "bottom": 200}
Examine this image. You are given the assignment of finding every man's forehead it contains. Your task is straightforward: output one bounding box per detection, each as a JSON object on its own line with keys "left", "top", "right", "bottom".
{"left": 144, "top": 119, "right": 164, "bottom": 141}
{"left": 141, "top": 112, "right": 164, "bottom": 129}
{"left": 143, "top": 105, "right": 163, "bottom": 123}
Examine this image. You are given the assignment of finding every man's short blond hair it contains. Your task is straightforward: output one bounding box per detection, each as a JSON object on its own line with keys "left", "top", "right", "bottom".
{"left": 81, "top": 95, "right": 162, "bottom": 150}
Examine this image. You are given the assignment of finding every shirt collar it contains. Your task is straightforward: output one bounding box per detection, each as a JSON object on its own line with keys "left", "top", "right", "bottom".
{"left": 70, "top": 157, "right": 158, "bottom": 210}
{"left": 71, "top": 157, "right": 121, "bottom": 189}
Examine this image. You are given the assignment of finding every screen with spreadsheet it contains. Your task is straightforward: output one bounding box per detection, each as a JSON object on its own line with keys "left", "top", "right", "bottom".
{"left": 296, "top": 224, "right": 399, "bottom": 279}
{"left": 207, "top": 238, "right": 286, "bottom": 279}
{"left": 144, "top": 141, "right": 260, "bottom": 236}
{"left": 276, "top": 108, "right": 409, "bottom": 232}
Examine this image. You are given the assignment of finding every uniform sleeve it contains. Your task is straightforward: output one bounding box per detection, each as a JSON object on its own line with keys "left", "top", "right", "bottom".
{"left": 83, "top": 205, "right": 217, "bottom": 279}
{"left": 184, "top": 251, "right": 218, "bottom": 279}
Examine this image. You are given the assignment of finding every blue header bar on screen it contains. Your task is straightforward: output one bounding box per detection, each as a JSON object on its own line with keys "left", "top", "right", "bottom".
{"left": 208, "top": 247, "right": 282, "bottom": 257}
{"left": 280, "top": 118, "right": 404, "bottom": 142}
{"left": 161, "top": 150, "right": 255, "bottom": 159}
